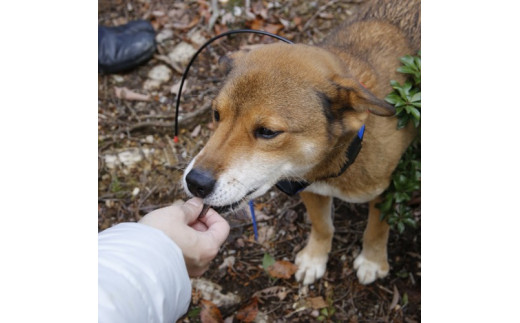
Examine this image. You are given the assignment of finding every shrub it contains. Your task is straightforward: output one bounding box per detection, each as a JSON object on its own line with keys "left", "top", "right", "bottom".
{"left": 378, "top": 52, "right": 421, "bottom": 233}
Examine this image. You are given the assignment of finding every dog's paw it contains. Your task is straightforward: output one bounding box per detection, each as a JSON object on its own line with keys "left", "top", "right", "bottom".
{"left": 294, "top": 250, "right": 328, "bottom": 285}
{"left": 353, "top": 253, "right": 389, "bottom": 285}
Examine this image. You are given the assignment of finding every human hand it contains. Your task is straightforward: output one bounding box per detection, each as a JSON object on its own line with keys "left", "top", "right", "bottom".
{"left": 139, "top": 198, "right": 230, "bottom": 277}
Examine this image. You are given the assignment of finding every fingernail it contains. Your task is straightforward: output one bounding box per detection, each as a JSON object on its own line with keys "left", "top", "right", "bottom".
{"left": 186, "top": 198, "right": 203, "bottom": 208}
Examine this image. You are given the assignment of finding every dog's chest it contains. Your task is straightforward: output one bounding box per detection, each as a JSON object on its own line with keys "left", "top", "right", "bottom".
{"left": 306, "top": 181, "right": 386, "bottom": 203}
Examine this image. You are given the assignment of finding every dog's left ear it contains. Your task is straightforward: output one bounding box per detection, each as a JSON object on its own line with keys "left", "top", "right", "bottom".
{"left": 332, "top": 77, "right": 395, "bottom": 117}
{"left": 218, "top": 50, "right": 249, "bottom": 75}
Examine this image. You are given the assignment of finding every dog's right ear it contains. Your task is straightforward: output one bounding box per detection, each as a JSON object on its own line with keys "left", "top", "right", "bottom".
{"left": 218, "top": 50, "right": 248, "bottom": 75}
{"left": 331, "top": 76, "right": 396, "bottom": 117}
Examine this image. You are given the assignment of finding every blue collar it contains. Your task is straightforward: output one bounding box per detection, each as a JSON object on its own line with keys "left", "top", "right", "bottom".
{"left": 275, "top": 125, "right": 365, "bottom": 196}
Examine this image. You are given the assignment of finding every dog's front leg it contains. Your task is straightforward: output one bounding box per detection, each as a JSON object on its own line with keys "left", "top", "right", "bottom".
{"left": 295, "top": 191, "right": 333, "bottom": 285}
{"left": 353, "top": 196, "right": 390, "bottom": 284}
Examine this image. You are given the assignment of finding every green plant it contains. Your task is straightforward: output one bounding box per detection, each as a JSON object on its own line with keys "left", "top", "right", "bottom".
{"left": 378, "top": 52, "right": 421, "bottom": 233}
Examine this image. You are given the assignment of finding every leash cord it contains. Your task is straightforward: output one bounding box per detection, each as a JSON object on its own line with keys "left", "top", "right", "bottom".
{"left": 248, "top": 200, "right": 258, "bottom": 241}
{"left": 173, "top": 29, "right": 294, "bottom": 142}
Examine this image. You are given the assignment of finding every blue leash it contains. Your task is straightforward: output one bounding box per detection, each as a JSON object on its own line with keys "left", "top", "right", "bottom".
{"left": 248, "top": 200, "right": 259, "bottom": 241}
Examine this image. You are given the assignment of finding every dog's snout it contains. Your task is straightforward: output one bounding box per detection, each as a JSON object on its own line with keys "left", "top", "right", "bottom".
{"left": 185, "top": 168, "right": 216, "bottom": 198}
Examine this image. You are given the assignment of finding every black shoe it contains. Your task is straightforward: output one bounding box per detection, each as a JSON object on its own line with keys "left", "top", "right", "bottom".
{"left": 98, "top": 20, "right": 156, "bottom": 74}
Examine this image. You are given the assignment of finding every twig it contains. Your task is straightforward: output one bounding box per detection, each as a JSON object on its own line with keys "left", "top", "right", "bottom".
{"left": 303, "top": 0, "right": 339, "bottom": 31}
{"left": 129, "top": 121, "right": 174, "bottom": 132}
{"left": 153, "top": 54, "right": 184, "bottom": 74}
{"left": 128, "top": 100, "right": 212, "bottom": 133}
{"left": 208, "top": 0, "right": 219, "bottom": 31}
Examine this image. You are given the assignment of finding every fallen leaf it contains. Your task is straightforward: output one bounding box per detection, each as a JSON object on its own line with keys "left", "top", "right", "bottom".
{"left": 256, "top": 226, "right": 275, "bottom": 245}
{"left": 253, "top": 286, "right": 290, "bottom": 301}
{"left": 171, "top": 16, "right": 200, "bottom": 30}
{"left": 200, "top": 299, "right": 223, "bottom": 323}
{"left": 307, "top": 296, "right": 328, "bottom": 310}
{"left": 236, "top": 297, "right": 259, "bottom": 323}
{"left": 318, "top": 12, "right": 334, "bottom": 19}
{"left": 264, "top": 23, "right": 284, "bottom": 34}
{"left": 389, "top": 284, "right": 400, "bottom": 310}
{"left": 218, "top": 256, "right": 235, "bottom": 271}
{"left": 191, "top": 278, "right": 241, "bottom": 307}
{"left": 191, "top": 124, "right": 202, "bottom": 137}
{"left": 267, "top": 260, "right": 298, "bottom": 279}
{"left": 248, "top": 18, "right": 264, "bottom": 30}
{"left": 114, "top": 87, "right": 151, "bottom": 101}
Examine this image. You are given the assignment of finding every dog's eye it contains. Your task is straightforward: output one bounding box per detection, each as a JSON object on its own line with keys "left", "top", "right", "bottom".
{"left": 213, "top": 110, "right": 220, "bottom": 122}
{"left": 255, "top": 127, "right": 282, "bottom": 139}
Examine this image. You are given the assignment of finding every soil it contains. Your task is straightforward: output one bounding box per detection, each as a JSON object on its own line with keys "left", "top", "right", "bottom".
{"left": 98, "top": 1, "right": 421, "bottom": 322}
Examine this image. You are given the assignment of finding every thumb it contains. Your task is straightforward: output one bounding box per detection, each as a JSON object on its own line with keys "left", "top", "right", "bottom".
{"left": 180, "top": 198, "right": 204, "bottom": 224}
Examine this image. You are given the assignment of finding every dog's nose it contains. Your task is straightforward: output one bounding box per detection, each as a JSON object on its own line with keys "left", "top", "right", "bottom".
{"left": 185, "top": 168, "right": 216, "bottom": 198}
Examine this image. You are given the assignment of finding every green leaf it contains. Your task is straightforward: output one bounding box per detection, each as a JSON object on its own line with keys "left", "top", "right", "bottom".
{"left": 378, "top": 196, "right": 394, "bottom": 213}
{"left": 397, "top": 65, "right": 417, "bottom": 75}
{"left": 404, "top": 217, "right": 418, "bottom": 228}
{"left": 408, "top": 106, "right": 421, "bottom": 120}
{"left": 402, "top": 292, "right": 409, "bottom": 306}
{"left": 394, "top": 192, "right": 410, "bottom": 203}
{"left": 397, "top": 222, "right": 405, "bottom": 234}
{"left": 402, "top": 81, "right": 413, "bottom": 96}
{"left": 412, "top": 117, "right": 420, "bottom": 128}
{"left": 187, "top": 307, "right": 201, "bottom": 318}
{"left": 390, "top": 80, "right": 401, "bottom": 89}
{"left": 410, "top": 92, "right": 421, "bottom": 103}
{"left": 397, "top": 115, "right": 409, "bottom": 129}
{"left": 262, "top": 253, "right": 275, "bottom": 270}
{"left": 400, "top": 55, "right": 415, "bottom": 67}
{"left": 385, "top": 92, "right": 404, "bottom": 105}
{"left": 414, "top": 56, "right": 421, "bottom": 70}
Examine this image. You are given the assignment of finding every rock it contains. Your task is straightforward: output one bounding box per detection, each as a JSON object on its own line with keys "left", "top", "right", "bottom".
{"left": 168, "top": 41, "right": 196, "bottom": 66}
{"left": 147, "top": 64, "right": 171, "bottom": 82}
{"left": 143, "top": 79, "right": 161, "bottom": 91}
{"left": 156, "top": 28, "right": 174, "bottom": 43}
{"left": 188, "top": 28, "right": 207, "bottom": 46}
{"left": 102, "top": 148, "right": 154, "bottom": 169}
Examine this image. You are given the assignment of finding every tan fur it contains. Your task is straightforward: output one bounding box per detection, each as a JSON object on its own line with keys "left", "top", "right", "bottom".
{"left": 184, "top": 0, "right": 420, "bottom": 285}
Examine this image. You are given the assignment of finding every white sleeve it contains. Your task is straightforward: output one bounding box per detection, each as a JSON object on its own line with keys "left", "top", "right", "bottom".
{"left": 98, "top": 223, "right": 191, "bottom": 323}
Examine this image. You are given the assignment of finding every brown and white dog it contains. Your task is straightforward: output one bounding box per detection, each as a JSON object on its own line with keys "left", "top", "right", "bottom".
{"left": 183, "top": 0, "right": 420, "bottom": 285}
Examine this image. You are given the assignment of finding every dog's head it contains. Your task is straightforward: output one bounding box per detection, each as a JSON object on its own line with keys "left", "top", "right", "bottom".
{"left": 183, "top": 43, "right": 394, "bottom": 210}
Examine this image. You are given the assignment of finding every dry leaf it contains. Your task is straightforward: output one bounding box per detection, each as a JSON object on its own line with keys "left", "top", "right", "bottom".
{"left": 191, "top": 124, "right": 202, "bottom": 137}
{"left": 318, "top": 12, "right": 334, "bottom": 19}
{"left": 218, "top": 256, "right": 235, "bottom": 271}
{"left": 249, "top": 18, "right": 264, "bottom": 30}
{"left": 264, "top": 23, "right": 284, "bottom": 34}
{"left": 171, "top": 16, "right": 200, "bottom": 30}
{"left": 307, "top": 296, "right": 328, "bottom": 310}
{"left": 200, "top": 299, "right": 223, "bottom": 323}
{"left": 235, "top": 297, "right": 259, "bottom": 323}
{"left": 114, "top": 87, "right": 151, "bottom": 101}
{"left": 191, "top": 278, "right": 241, "bottom": 307}
{"left": 253, "top": 286, "right": 289, "bottom": 301}
{"left": 267, "top": 260, "right": 298, "bottom": 279}
{"left": 389, "top": 284, "right": 400, "bottom": 310}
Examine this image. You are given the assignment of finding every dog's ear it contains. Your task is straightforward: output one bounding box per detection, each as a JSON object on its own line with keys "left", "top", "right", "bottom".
{"left": 332, "top": 77, "right": 395, "bottom": 117}
{"left": 218, "top": 50, "right": 249, "bottom": 75}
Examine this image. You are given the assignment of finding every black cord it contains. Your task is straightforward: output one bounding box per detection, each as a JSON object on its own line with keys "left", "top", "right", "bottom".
{"left": 173, "top": 29, "right": 294, "bottom": 142}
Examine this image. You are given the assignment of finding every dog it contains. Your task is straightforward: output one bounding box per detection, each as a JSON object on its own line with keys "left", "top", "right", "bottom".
{"left": 183, "top": 0, "right": 420, "bottom": 285}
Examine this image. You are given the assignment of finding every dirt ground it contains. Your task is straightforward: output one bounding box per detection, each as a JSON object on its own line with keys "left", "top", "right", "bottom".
{"left": 98, "top": 0, "right": 421, "bottom": 322}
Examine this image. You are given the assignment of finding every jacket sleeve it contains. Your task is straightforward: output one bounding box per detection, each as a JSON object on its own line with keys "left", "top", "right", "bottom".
{"left": 98, "top": 223, "right": 191, "bottom": 323}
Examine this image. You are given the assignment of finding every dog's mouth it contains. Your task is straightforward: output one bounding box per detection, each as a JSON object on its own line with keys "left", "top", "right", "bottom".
{"left": 206, "top": 188, "right": 258, "bottom": 214}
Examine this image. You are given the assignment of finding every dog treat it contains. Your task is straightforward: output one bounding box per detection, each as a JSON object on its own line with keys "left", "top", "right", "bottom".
{"left": 199, "top": 204, "right": 211, "bottom": 218}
